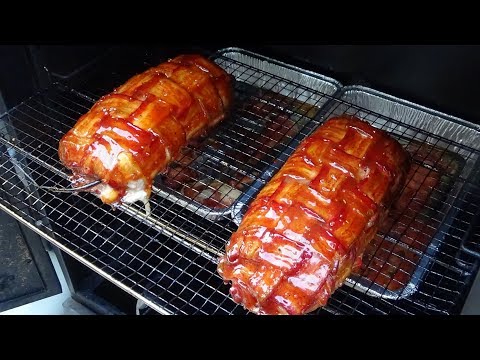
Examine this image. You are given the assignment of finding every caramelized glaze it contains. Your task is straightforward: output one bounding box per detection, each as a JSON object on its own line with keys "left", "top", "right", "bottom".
{"left": 218, "top": 116, "right": 410, "bottom": 315}
{"left": 58, "top": 55, "right": 232, "bottom": 205}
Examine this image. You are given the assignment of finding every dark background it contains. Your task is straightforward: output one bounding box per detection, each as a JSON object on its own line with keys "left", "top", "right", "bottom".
{"left": 1, "top": 44, "right": 479, "bottom": 125}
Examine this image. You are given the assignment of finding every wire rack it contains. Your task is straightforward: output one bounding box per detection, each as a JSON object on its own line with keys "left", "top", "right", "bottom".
{"left": 0, "top": 48, "right": 479, "bottom": 315}
{"left": 319, "top": 93, "right": 480, "bottom": 314}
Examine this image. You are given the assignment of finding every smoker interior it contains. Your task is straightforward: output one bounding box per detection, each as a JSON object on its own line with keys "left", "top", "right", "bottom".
{"left": 0, "top": 45, "right": 479, "bottom": 315}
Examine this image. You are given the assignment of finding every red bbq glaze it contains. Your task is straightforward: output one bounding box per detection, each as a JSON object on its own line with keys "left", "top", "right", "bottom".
{"left": 58, "top": 55, "right": 233, "bottom": 205}
{"left": 218, "top": 116, "right": 410, "bottom": 315}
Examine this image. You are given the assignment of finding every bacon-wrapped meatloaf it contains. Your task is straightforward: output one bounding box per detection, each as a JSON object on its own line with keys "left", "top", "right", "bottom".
{"left": 218, "top": 116, "right": 410, "bottom": 315}
{"left": 58, "top": 55, "right": 232, "bottom": 206}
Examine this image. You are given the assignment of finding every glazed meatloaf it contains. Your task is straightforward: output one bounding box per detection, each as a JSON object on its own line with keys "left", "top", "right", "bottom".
{"left": 218, "top": 116, "right": 411, "bottom": 315}
{"left": 58, "top": 55, "right": 232, "bottom": 207}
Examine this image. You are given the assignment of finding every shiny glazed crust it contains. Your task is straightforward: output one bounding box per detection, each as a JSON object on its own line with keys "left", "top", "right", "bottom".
{"left": 218, "top": 116, "right": 410, "bottom": 315}
{"left": 58, "top": 55, "right": 232, "bottom": 205}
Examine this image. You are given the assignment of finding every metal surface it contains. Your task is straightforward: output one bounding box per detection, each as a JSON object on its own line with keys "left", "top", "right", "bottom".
{"left": 321, "top": 87, "right": 480, "bottom": 313}
{"left": 0, "top": 48, "right": 478, "bottom": 314}
{"left": 147, "top": 48, "right": 341, "bottom": 222}
{"left": 38, "top": 179, "right": 102, "bottom": 193}
{"left": 331, "top": 87, "right": 479, "bottom": 301}
{"left": 0, "top": 49, "right": 341, "bottom": 315}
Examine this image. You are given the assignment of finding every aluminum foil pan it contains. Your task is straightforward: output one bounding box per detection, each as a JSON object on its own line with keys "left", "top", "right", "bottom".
{"left": 216, "top": 47, "right": 341, "bottom": 106}
{"left": 333, "top": 86, "right": 480, "bottom": 300}
{"left": 151, "top": 48, "right": 342, "bottom": 223}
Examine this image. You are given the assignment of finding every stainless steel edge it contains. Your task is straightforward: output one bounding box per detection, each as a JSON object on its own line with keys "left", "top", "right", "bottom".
{"left": 339, "top": 85, "right": 480, "bottom": 150}
{"left": 462, "top": 269, "right": 480, "bottom": 314}
{"left": 0, "top": 202, "right": 172, "bottom": 315}
{"left": 213, "top": 47, "right": 343, "bottom": 90}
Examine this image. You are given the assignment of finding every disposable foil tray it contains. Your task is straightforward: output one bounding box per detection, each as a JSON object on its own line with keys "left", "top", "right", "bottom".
{"left": 328, "top": 86, "right": 480, "bottom": 300}
{"left": 146, "top": 48, "right": 341, "bottom": 222}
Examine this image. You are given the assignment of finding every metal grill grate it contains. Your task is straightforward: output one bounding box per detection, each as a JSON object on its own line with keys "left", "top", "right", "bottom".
{"left": 0, "top": 48, "right": 478, "bottom": 315}
{"left": 316, "top": 93, "right": 480, "bottom": 314}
